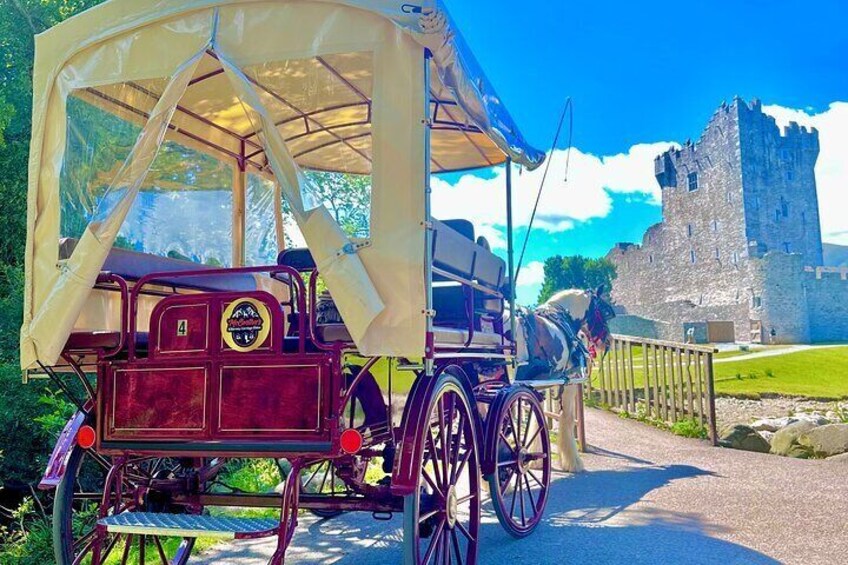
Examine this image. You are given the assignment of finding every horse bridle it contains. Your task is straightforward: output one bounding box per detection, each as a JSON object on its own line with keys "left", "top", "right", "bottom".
{"left": 585, "top": 294, "right": 615, "bottom": 356}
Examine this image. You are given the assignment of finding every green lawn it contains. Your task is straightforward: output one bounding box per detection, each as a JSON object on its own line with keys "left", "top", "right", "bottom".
{"left": 591, "top": 345, "right": 848, "bottom": 400}
{"left": 713, "top": 346, "right": 848, "bottom": 399}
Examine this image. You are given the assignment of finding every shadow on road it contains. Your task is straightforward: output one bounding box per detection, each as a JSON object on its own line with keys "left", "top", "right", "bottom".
{"left": 199, "top": 463, "right": 779, "bottom": 564}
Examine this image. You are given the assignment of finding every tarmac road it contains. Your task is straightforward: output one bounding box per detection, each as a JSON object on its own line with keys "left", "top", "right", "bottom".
{"left": 197, "top": 408, "right": 848, "bottom": 564}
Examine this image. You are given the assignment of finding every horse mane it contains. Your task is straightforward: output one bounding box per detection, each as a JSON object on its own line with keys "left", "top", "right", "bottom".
{"left": 543, "top": 288, "right": 591, "bottom": 320}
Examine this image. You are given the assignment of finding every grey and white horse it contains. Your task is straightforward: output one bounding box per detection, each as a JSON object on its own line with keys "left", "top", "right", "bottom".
{"left": 510, "top": 287, "right": 615, "bottom": 472}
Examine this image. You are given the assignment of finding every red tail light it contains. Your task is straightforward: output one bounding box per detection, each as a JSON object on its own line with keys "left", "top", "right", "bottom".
{"left": 77, "top": 425, "right": 96, "bottom": 449}
{"left": 340, "top": 428, "right": 363, "bottom": 454}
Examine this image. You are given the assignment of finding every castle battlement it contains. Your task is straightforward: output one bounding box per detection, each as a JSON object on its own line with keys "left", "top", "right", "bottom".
{"left": 804, "top": 266, "right": 848, "bottom": 281}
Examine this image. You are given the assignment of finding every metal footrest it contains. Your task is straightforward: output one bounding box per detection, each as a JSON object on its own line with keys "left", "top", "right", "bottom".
{"left": 516, "top": 375, "right": 588, "bottom": 389}
{"left": 99, "top": 512, "right": 279, "bottom": 540}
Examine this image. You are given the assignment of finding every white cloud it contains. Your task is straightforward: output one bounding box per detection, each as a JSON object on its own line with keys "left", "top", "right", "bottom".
{"left": 516, "top": 260, "right": 545, "bottom": 287}
{"left": 431, "top": 142, "right": 676, "bottom": 244}
{"left": 763, "top": 102, "right": 848, "bottom": 245}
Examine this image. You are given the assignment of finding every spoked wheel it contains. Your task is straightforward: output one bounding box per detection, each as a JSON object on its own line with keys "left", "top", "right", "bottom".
{"left": 299, "top": 459, "right": 352, "bottom": 519}
{"left": 54, "top": 446, "right": 205, "bottom": 565}
{"left": 403, "top": 372, "right": 480, "bottom": 565}
{"left": 487, "top": 387, "right": 551, "bottom": 538}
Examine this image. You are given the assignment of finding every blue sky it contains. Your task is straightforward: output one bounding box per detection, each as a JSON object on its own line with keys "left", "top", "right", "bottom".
{"left": 432, "top": 0, "right": 848, "bottom": 304}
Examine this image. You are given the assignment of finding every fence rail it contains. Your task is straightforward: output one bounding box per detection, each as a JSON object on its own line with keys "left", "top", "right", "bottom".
{"left": 587, "top": 334, "right": 718, "bottom": 445}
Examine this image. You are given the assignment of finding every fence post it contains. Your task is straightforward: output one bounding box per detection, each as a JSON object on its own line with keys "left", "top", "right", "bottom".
{"left": 706, "top": 351, "right": 718, "bottom": 446}
{"left": 643, "top": 343, "right": 650, "bottom": 418}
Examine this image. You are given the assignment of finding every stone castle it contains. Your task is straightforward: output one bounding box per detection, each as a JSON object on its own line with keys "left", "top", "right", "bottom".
{"left": 607, "top": 98, "right": 848, "bottom": 344}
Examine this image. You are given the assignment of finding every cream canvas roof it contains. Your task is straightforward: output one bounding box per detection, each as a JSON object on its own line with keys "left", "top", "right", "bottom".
{"left": 21, "top": 0, "right": 543, "bottom": 369}
{"left": 40, "top": 0, "right": 543, "bottom": 175}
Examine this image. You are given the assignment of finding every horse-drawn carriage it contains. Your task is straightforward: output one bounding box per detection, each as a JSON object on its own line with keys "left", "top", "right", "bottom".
{"left": 21, "top": 2, "right": 611, "bottom": 563}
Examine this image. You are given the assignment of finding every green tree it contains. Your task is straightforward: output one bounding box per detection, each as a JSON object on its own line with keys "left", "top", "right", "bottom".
{"left": 305, "top": 172, "right": 372, "bottom": 238}
{"left": 0, "top": 0, "right": 105, "bottom": 266}
{"left": 537, "top": 255, "right": 617, "bottom": 303}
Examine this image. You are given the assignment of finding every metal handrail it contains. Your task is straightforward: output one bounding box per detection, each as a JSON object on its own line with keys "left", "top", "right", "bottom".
{"left": 128, "top": 265, "right": 308, "bottom": 359}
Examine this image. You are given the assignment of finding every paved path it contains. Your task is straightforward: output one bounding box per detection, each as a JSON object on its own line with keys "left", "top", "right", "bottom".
{"left": 198, "top": 409, "right": 848, "bottom": 564}
{"left": 713, "top": 344, "right": 848, "bottom": 364}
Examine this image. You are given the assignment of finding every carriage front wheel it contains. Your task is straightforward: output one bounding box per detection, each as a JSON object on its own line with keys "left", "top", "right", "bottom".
{"left": 403, "top": 372, "right": 481, "bottom": 564}
{"left": 486, "top": 386, "right": 551, "bottom": 538}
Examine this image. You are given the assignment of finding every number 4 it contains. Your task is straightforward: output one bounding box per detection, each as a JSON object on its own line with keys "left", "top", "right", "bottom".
{"left": 177, "top": 319, "right": 188, "bottom": 337}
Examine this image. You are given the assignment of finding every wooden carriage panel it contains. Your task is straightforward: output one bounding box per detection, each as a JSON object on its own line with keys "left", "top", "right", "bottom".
{"left": 104, "top": 366, "right": 208, "bottom": 440}
{"left": 217, "top": 362, "right": 325, "bottom": 436}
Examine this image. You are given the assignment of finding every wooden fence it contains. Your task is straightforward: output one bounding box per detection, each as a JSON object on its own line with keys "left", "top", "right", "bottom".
{"left": 586, "top": 334, "right": 719, "bottom": 445}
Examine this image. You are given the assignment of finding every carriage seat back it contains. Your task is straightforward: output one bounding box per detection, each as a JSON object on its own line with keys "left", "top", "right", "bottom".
{"left": 431, "top": 220, "right": 506, "bottom": 290}
{"left": 59, "top": 238, "right": 259, "bottom": 292}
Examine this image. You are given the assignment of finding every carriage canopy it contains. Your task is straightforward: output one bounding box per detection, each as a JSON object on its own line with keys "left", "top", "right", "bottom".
{"left": 20, "top": 0, "right": 544, "bottom": 369}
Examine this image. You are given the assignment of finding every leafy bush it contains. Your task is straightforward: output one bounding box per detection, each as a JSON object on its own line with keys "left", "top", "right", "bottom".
{"left": 671, "top": 419, "right": 709, "bottom": 439}
{"left": 0, "top": 265, "right": 24, "bottom": 365}
{"left": 0, "top": 496, "right": 54, "bottom": 565}
{"left": 0, "top": 364, "right": 73, "bottom": 487}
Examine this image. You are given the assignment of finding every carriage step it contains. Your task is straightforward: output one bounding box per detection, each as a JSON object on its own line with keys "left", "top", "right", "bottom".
{"left": 99, "top": 512, "right": 279, "bottom": 540}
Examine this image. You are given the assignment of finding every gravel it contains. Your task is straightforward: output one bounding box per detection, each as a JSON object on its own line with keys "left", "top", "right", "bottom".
{"left": 715, "top": 396, "right": 846, "bottom": 425}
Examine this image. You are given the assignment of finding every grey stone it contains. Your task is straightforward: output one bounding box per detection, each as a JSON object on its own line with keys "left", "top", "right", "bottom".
{"left": 798, "top": 424, "right": 848, "bottom": 457}
{"left": 751, "top": 417, "right": 795, "bottom": 432}
{"left": 718, "top": 424, "right": 771, "bottom": 453}
{"left": 770, "top": 421, "right": 817, "bottom": 458}
{"left": 825, "top": 452, "right": 848, "bottom": 463}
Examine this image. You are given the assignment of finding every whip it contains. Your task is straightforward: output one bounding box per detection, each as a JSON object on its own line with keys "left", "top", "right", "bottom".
{"left": 514, "top": 98, "right": 574, "bottom": 285}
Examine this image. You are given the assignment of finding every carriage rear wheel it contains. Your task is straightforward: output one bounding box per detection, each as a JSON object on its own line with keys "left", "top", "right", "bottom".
{"left": 486, "top": 387, "right": 551, "bottom": 538}
{"left": 54, "top": 445, "right": 203, "bottom": 565}
{"left": 403, "top": 373, "right": 480, "bottom": 565}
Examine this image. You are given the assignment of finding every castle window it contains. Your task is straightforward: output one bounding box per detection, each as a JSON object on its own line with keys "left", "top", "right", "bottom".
{"left": 715, "top": 247, "right": 720, "bottom": 259}
{"left": 687, "top": 172, "right": 699, "bottom": 191}
{"left": 648, "top": 254, "right": 654, "bottom": 264}
{"left": 801, "top": 211, "right": 807, "bottom": 224}
{"left": 775, "top": 209, "right": 781, "bottom": 222}
{"left": 726, "top": 192, "right": 732, "bottom": 203}
{"left": 752, "top": 296, "right": 762, "bottom": 308}
{"left": 690, "top": 250, "right": 696, "bottom": 264}
{"left": 786, "top": 170, "right": 794, "bottom": 181}
{"left": 687, "top": 224, "right": 693, "bottom": 237}
{"left": 780, "top": 198, "right": 789, "bottom": 217}
{"left": 783, "top": 242, "right": 791, "bottom": 253}
{"left": 733, "top": 251, "right": 739, "bottom": 264}
{"left": 712, "top": 220, "right": 719, "bottom": 232}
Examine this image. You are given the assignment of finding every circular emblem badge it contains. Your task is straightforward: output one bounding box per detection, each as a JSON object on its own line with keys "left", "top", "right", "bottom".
{"left": 221, "top": 298, "right": 271, "bottom": 352}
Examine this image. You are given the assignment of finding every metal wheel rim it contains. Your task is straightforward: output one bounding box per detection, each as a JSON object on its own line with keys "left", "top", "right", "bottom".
{"left": 54, "top": 448, "right": 199, "bottom": 565}
{"left": 489, "top": 389, "right": 551, "bottom": 537}
{"left": 405, "top": 380, "right": 481, "bottom": 564}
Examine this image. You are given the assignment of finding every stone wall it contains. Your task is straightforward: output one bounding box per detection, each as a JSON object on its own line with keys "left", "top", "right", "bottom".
{"left": 609, "top": 315, "right": 678, "bottom": 342}
{"left": 738, "top": 100, "right": 823, "bottom": 265}
{"left": 749, "top": 253, "right": 810, "bottom": 344}
{"left": 805, "top": 268, "right": 848, "bottom": 342}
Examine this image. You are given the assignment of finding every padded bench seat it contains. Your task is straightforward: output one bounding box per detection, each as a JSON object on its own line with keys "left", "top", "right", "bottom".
{"left": 65, "top": 331, "right": 149, "bottom": 351}
{"left": 316, "top": 323, "right": 504, "bottom": 348}
{"left": 60, "top": 238, "right": 272, "bottom": 293}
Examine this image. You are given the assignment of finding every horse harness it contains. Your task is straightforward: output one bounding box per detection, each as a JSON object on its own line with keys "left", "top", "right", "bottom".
{"left": 518, "top": 304, "right": 590, "bottom": 384}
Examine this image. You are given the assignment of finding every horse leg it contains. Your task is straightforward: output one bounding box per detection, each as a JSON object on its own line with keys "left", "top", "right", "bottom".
{"left": 557, "top": 385, "right": 584, "bottom": 473}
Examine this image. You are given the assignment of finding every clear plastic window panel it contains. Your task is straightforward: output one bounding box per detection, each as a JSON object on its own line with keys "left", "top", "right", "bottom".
{"left": 240, "top": 52, "right": 374, "bottom": 236}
